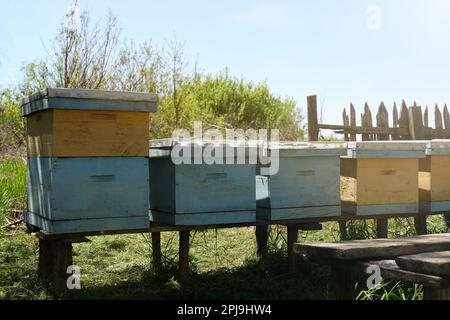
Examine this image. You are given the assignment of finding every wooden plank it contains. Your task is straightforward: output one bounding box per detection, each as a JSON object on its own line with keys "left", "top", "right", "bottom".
{"left": 424, "top": 105, "right": 429, "bottom": 128}
{"left": 350, "top": 103, "right": 356, "bottom": 141}
{"left": 435, "top": 105, "right": 443, "bottom": 130}
{"left": 444, "top": 104, "right": 450, "bottom": 130}
{"left": 392, "top": 103, "right": 400, "bottom": 140}
{"left": 342, "top": 108, "right": 349, "bottom": 141}
{"left": 307, "top": 95, "right": 319, "bottom": 141}
{"left": 408, "top": 106, "right": 425, "bottom": 140}
{"left": 295, "top": 233, "right": 450, "bottom": 260}
{"left": 399, "top": 100, "right": 410, "bottom": 140}
{"left": 179, "top": 230, "right": 190, "bottom": 280}
{"left": 396, "top": 251, "right": 450, "bottom": 276}
{"left": 318, "top": 124, "right": 408, "bottom": 135}
{"left": 287, "top": 225, "right": 299, "bottom": 272}
{"left": 376, "top": 102, "right": 389, "bottom": 141}
{"left": 361, "top": 260, "right": 450, "bottom": 288}
{"left": 255, "top": 225, "right": 269, "bottom": 256}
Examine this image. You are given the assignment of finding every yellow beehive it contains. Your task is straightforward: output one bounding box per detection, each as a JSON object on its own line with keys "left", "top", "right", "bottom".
{"left": 419, "top": 140, "right": 450, "bottom": 213}
{"left": 21, "top": 88, "right": 157, "bottom": 157}
{"left": 341, "top": 141, "right": 427, "bottom": 216}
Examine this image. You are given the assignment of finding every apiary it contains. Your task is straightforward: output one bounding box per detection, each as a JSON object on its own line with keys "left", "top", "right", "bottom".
{"left": 419, "top": 140, "right": 450, "bottom": 213}
{"left": 148, "top": 140, "right": 256, "bottom": 225}
{"left": 341, "top": 141, "right": 427, "bottom": 216}
{"left": 22, "top": 88, "right": 157, "bottom": 234}
{"left": 256, "top": 142, "right": 347, "bottom": 221}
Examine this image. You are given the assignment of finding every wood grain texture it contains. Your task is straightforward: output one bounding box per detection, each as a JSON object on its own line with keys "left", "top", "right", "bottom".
{"left": 26, "top": 109, "right": 149, "bottom": 157}
{"left": 396, "top": 251, "right": 450, "bottom": 276}
{"left": 419, "top": 155, "right": 450, "bottom": 207}
{"left": 295, "top": 233, "right": 450, "bottom": 260}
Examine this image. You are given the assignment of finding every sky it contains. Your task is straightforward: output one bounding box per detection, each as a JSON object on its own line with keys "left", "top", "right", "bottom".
{"left": 1, "top": 0, "right": 450, "bottom": 126}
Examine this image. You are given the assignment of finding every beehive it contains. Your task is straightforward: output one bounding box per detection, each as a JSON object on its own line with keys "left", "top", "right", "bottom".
{"left": 419, "top": 140, "right": 450, "bottom": 213}
{"left": 148, "top": 140, "right": 256, "bottom": 225}
{"left": 256, "top": 142, "right": 347, "bottom": 220}
{"left": 22, "top": 88, "right": 156, "bottom": 157}
{"left": 341, "top": 141, "right": 427, "bottom": 216}
{"left": 22, "top": 88, "right": 157, "bottom": 234}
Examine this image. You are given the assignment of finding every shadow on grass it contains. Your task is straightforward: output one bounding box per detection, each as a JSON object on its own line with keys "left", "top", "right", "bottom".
{"left": 71, "top": 252, "right": 331, "bottom": 300}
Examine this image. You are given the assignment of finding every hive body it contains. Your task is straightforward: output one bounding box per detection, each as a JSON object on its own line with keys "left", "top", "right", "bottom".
{"left": 419, "top": 140, "right": 450, "bottom": 213}
{"left": 256, "top": 143, "right": 347, "bottom": 220}
{"left": 22, "top": 88, "right": 157, "bottom": 234}
{"left": 341, "top": 141, "right": 427, "bottom": 216}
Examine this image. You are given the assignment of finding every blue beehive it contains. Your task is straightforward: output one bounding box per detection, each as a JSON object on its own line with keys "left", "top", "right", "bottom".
{"left": 256, "top": 142, "right": 347, "bottom": 221}
{"left": 21, "top": 88, "right": 157, "bottom": 234}
{"left": 148, "top": 140, "right": 256, "bottom": 225}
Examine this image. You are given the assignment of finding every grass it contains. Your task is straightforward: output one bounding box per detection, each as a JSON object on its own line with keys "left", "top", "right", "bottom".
{"left": 0, "top": 159, "right": 448, "bottom": 300}
{"left": 0, "top": 157, "right": 26, "bottom": 226}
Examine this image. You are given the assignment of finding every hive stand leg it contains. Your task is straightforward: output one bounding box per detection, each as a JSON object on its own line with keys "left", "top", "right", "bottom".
{"left": 414, "top": 214, "right": 427, "bottom": 235}
{"left": 330, "top": 266, "right": 359, "bottom": 300}
{"left": 287, "top": 225, "right": 299, "bottom": 273}
{"left": 376, "top": 218, "right": 388, "bottom": 238}
{"left": 338, "top": 221, "right": 348, "bottom": 240}
{"left": 38, "top": 238, "right": 54, "bottom": 284}
{"left": 255, "top": 225, "right": 269, "bottom": 256}
{"left": 179, "top": 230, "right": 190, "bottom": 281}
{"left": 423, "top": 286, "right": 450, "bottom": 300}
{"left": 151, "top": 232, "right": 162, "bottom": 273}
{"left": 444, "top": 213, "right": 450, "bottom": 229}
{"left": 51, "top": 240, "right": 73, "bottom": 299}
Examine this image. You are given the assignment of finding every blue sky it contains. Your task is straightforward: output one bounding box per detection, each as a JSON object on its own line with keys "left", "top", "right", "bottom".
{"left": 1, "top": 0, "right": 450, "bottom": 125}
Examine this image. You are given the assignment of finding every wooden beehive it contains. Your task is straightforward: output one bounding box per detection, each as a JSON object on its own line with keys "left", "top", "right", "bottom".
{"left": 341, "top": 141, "right": 427, "bottom": 216}
{"left": 256, "top": 142, "right": 347, "bottom": 220}
{"left": 148, "top": 140, "right": 256, "bottom": 225}
{"left": 22, "top": 88, "right": 157, "bottom": 234}
{"left": 419, "top": 140, "right": 450, "bottom": 213}
{"left": 25, "top": 157, "right": 149, "bottom": 234}
{"left": 21, "top": 88, "right": 157, "bottom": 157}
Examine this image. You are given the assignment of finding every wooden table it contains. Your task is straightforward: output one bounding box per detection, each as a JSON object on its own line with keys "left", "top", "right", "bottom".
{"left": 295, "top": 233, "right": 450, "bottom": 300}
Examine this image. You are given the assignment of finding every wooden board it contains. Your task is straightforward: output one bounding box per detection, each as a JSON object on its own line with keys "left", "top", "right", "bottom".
{"left": 396, "top": 251, "right": 450, "bottom": 276}
{"left": 26, "top": 109, "right": 150, "bottom": 157}
{"left": 21, "top": 87, "right": 157, "bottom": 116}
{"left": 295, "top": 233, "right": 450, "bottom": 260}
{"left": 341, "top": 158, "right": 419, "bottom": 206}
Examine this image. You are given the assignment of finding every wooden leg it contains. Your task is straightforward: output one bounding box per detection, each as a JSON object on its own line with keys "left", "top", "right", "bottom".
{"left": 179, "top": 230, "right": 190, "bottom": 281}
{"left": 38, "top": 239, "right": 54, "bottom": 283}
{"left": 339, "top": 221, "right": 348, "bottom": 240}
{"left": 376, "top": 218, "right": 388, "bottom": 239}
{"left": 287, "top": 225, "right": 299, "bottom": 273}
{"left": 444, "top": 213, "right": 450, "bottom": 229}
{"left": 423, "top": 286, "right": 450, "bottom": 300}
{"left": 414, "top": 214, "right": 427, "bottom": 235}
{"left": 151, "top": 232, "right": 162, "bottom": 273}
{"left": 51, "top": 241, "right": 73, "bottom": 299}
{"left": 330, "top": 266, "right": 358, "bottom": 300}
{"left": 255, "top": 225, "right": 269, "bottom": 256}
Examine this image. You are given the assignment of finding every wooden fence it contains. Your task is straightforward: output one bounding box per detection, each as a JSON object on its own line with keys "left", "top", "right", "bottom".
{"left": 307, "top": 95, "right": 450, "bottom": 238}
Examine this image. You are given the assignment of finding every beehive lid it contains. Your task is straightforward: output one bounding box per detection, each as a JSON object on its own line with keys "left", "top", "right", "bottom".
{"left": 265, "top": 141, "right": 347, "bottom": 157}
{"left": 426, "top": 140, "right": 450, "bottom": 155}
{"left": 346, "top": 141, "right": 427, "bottom": 158}
{"left": 20, "top": 88, "right": 157, "bottom": 116}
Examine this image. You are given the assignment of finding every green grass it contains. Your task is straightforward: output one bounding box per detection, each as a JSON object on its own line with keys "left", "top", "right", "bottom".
{"left": 0, "top": 157, "right": 26, "bottom": 225}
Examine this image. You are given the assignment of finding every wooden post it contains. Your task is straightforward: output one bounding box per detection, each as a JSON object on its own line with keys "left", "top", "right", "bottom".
{"left": 287, "top": 225, "right": 299, "bottom": 273}
{"left": 179, "top": 230, "right": 190, "bottom": 281}
{"left": 415, "top": 215, "right": 427, "bottom": 235}
{"left": 350, "top": 103, "right": 356, "bottom": 141}
{"left": 151, "top": 232, "right": 162, "bottom": 273}
{"left": 330, "top": 266, "right": 358, "bottom": 300}
{"left": 376, "top": 218, "right": 388, "bottom": 238}
{"left": 307, "top": 95, "right": 319, "bottom": 141}
{"left": 339, "top": 221, "right": 348, "bottom": 240}
{"left": 408, "top": 105, "right": 425, "bottom": 140}
{"left": 423, "top": 286, "right": 450, "bottom": 300}
{"left": 399, "top": 100, "right": 410, "bottom": 140}
{"left": 255, "top": 225, "right": 269, "bottom": 256}
{"left": 38, "top": 239, "right": 54, "bottom": 284}
{"left": 51, "top": 240, "right": 73, "bottom": 299}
